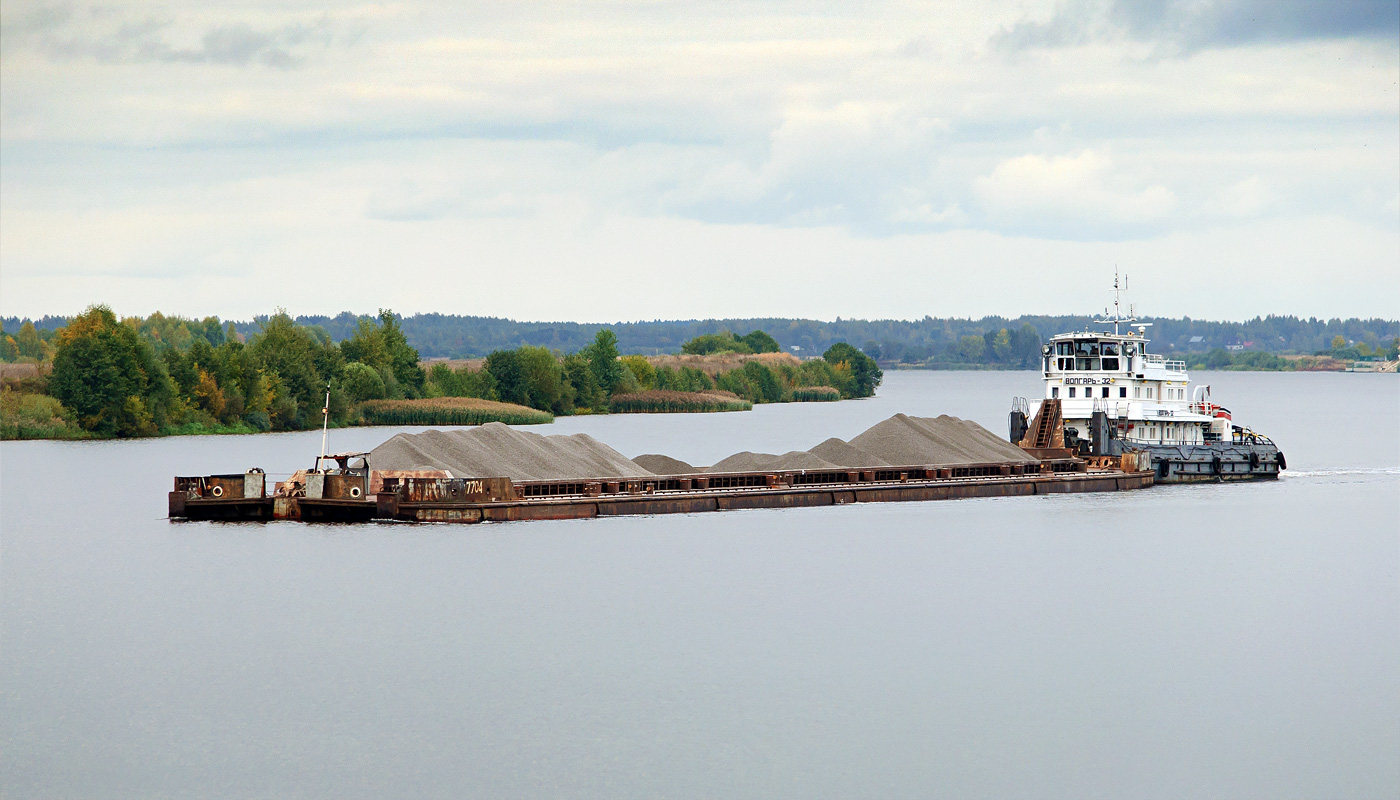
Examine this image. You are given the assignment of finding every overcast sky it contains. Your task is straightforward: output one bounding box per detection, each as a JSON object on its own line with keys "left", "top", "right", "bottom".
{"left": 2, "top": 0, "right": 1397, "bottom": 323}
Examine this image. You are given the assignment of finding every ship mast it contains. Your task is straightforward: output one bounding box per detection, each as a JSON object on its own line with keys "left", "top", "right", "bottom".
{"left": 319, "top": 383, "right": 330, "bottom": 472}
{"left": 1094, "top": 269, "right": 1137, "bottom": 336}
{"left": 1112, "top": 272, "right": 1122, "bottom": 335}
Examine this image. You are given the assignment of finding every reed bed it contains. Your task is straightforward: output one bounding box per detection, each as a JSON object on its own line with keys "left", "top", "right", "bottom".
{"left": 791, "top": 386, "right": 841, "bottom": 402}
{"left": 359, "top": 397, "right": 553, "bottom": 426}
{"left": 644, "top": 351, "right": 802, "bottom": 377}
{"left": 609, "top": 390, "right": 752, "bottom": 414}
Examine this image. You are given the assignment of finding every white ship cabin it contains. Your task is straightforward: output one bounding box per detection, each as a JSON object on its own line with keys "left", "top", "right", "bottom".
{"left": 1037, "top": 329, "right": 1229, "bottom": 446}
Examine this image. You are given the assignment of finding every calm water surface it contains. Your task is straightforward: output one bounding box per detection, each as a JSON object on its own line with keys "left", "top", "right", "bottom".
{"left": 3, "top": 371, "right": 1397, "bottom": 799}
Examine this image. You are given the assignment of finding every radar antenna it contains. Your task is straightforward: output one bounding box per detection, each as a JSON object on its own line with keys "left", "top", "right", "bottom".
{"left": 1094, "top": 269, "right": 1142, "bottom": 335}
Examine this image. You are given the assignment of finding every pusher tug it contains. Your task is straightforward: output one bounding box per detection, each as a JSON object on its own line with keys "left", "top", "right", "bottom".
{"left": 1009, "top": 277, "right": 1285, "bottom": 483}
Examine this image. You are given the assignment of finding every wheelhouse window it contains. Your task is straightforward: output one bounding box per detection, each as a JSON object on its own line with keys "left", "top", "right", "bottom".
{"left": 1101, "top": 357, "right": 1120, "bottom": 370}
{"left": 1101, "top": 342, "right": 1120, "bottom": 356}
{"left": 1075, "top": 357, "right": 1100, "bottom": 370}
{"left": 1056, "top": 342, "right": 1073, "bottom": 356}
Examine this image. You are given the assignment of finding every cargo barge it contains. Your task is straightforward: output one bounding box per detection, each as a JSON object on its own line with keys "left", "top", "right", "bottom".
{"left": 170, "top": 374, "right": 1158, "bottom": 525}
{"left": 171, "top": 452, "right": 1154, "bottom": 524}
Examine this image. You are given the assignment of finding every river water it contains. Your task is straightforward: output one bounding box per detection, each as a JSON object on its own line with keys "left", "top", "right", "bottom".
{"left": 2, "top": 371, "right": 1397, "bottom": 799}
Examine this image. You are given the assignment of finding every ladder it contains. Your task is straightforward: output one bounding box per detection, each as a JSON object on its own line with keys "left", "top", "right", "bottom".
{"left": 1025, "top": 398, "right": 1064, "bottom": 449}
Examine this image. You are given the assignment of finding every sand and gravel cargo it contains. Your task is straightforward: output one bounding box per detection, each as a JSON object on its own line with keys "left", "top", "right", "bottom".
{"left": 369, "top": 413, "right": 1037, "bottom": 481}
{"left": 632, "top": 454, "right": 697, "bottom": 474}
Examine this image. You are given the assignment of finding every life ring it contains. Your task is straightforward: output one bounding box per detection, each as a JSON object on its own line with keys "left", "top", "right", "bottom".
{"left": 211, "top": 484, "right": 224, "bottom": 497}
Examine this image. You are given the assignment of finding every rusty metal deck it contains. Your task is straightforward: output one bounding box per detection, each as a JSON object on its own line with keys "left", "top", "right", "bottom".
{"left": 171, "top": 460, "right": 1154, "bottom": 524}
{"left": 378, "top": 466, "right": 1153, "bottom": 524}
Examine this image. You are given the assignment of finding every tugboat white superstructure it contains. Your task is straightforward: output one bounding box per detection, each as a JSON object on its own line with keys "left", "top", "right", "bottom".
{"left": 1009, "top": 277, "right": 1285, "bottom": 482}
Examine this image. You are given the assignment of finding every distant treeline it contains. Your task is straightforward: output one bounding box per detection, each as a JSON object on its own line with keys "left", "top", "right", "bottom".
{"left": 8, "top": 312, "right": 1397, "bottom": 365}
{"left": 1, "top": 307, "right": 881, "bottom": 439}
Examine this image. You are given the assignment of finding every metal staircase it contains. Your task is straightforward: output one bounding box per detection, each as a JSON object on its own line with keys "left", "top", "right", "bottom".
{"left": 1025, "top": 398, "right": 1064, "bottom": 449}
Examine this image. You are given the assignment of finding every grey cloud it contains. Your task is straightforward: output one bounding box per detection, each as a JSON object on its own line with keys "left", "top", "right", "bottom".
{"left": 163, "top": 22, "right": 322, "bottom": 68}
{"left": 11, "top": 6, "right": 330, "bottom": 68}
{"left": 996, "top": 0, "right": 1400, "bottom": 52}
{"left": 3, "top": 3, "right": 74, "bottom": 35}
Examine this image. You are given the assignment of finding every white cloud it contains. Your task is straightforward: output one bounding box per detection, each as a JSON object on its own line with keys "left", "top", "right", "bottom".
{"left": 0, "top": 0, "right": 1396, "bottom": 320}
{"left": 1205, "top": 176, "right": 1272, "bottom": 218}
{"left": 973, "top": 150, "right": 1177, "bottom": 234}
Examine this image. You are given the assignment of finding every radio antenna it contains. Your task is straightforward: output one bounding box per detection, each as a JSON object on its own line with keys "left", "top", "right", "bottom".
{"left": 319, "top": 382, "right": 330, "bottom": 472}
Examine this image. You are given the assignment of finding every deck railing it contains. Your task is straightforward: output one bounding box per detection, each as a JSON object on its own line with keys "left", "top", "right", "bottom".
{"left": 1141, "top": 353, "right": 1187, "bottom": 371}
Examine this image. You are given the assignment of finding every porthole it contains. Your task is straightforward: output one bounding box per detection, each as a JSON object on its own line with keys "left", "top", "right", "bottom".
{"left": 350, "top": 486, "right": 362, "bottom": 498}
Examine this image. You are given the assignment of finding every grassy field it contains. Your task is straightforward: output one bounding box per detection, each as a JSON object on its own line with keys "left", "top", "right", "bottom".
{"left": 358, "top": 397, "right": 553, "bottom": 426}
{"left": 609, "top": 390, "right": 752, "bottom": 414}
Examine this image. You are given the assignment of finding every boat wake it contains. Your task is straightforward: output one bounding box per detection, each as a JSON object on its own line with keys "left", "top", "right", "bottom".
{"left": 1282, "top": 467, "right": 1400, "bottom": 479}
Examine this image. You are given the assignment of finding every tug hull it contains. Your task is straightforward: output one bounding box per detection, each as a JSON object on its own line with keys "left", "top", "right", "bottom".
{"left": 1118, "top": 440, "right": 1283, "bottom": 483}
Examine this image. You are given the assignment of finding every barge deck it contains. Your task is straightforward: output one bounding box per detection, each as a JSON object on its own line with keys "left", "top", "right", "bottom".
{"left": 171, "top": 457, "right": 1154, "bottom": 524}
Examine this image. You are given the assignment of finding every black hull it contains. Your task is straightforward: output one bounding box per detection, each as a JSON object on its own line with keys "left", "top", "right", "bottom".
{"left": 1114, "top": 441, "right": 1284, "bottom": 483}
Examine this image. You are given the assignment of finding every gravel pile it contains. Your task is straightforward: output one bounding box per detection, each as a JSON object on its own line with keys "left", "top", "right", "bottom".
{"left": 632, "top": 454, "right": 697, "bottom": 474}
{"left": 709, "top": 450, "right": 841, "bottom": 473}
{"left": 848, "top": 413, "right": 1038, "bottom": 466}
{"left": 370, "top": 422, "right": 655, "bottom": 481}
{"left": 807, "top": 437, "right": 890, "bottom": 468}
{"left": 369, "top": 413, "right": 1036, "bottom": 481}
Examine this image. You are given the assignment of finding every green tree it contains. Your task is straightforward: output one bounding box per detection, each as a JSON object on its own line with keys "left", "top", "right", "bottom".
{"left": 340, "top": 317, "right": 391, "bottom": 371}
{"left": 247, "top": 311, "right": 335, "bottom": 429}
{"left": 456, "top": 367, "right": 498, "bottom": 401}
{"left": 585, "top": 329, "right": 626, "bottom": 396}
{"left": 1205, "top": 348, "right": 1233, "bottom": 369}
{"left": 201, "top": 317, "right": 226, "bottom": 347}
{"left": 518, "top": 345, "right": 573, "bottom": 414}
{"left": 15, "top": 321, "right": 46, "bottom": 360}
{"left": 823, "top": 341, "right": 882, "bottom": 398}
{"left": 741, "top": 361, "right": 784, "bottom": 403}
{"left": 958, "top": 335, "right": 985, "bottom": 362}
{"left": 0, "top": 335, "right": 19, "bottom": 362}
{"left": 163, "top": 348, "right": 199, "bottom": 399}
{"left": 738, "top": 330, "right": 781, "bottom": 354}
{"left": 425, "top": 363, "right": 462, "bottom": 397}
{"left": 484, "top": 349, "right": 529, "bottom": 405}
{"left": 991, "top": 328, "right": 1013, "bottom": 362}
{"left": 682, "top": 331, "right": 751, "bottom": 355}
{"left": 342, "top": 362, "right": 388, "bottom": 402}
{"left": 1012, "top": 323, "right": 1042, "bottom": 368}
{"left": 564, "top": 353, "right": 604, "bottom": 410}
{"left": 620, "top": 355, "right": 656, "bottom": 390}
{"left": 1330, "top": 334, "right": 1347, "bottom": 350}
{"left": 378, "top": 310, "right": 426, "bottom": 397}
{"left": 49, "top": 306, "right": 171, "bottom": 436}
